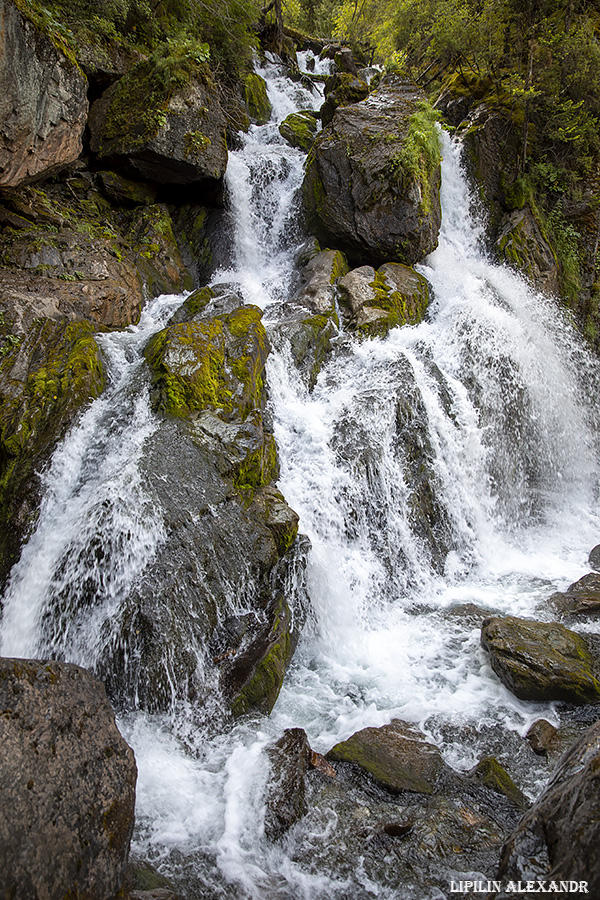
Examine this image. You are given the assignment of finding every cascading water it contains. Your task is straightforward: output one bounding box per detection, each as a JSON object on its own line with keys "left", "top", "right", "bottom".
{"left": 1, "top": 52, "right": 600, "bottom": 899}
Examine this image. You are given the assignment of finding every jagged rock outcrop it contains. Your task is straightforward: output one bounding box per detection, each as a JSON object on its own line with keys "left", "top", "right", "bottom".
{"left": 320, "top": 73, "right": 369, "bottom": 127}
{"left": 264, "top": 727, "right": 311, "bottom": 840}
{"left": 493, "top": 718, "right": 600, "bottom": 896}
{"left": 0, "top": 657, "right": 137, "bottom": 900}
{"left": 89, "top": 66, "right": 228, "bottom": 188}
{"left": 495, "top": 207, "right": 559, "bottom": 295}
{"left": 269, "top": 246, "right": 347, "bottom": 388}
{"left": 0, "top": 172, "right": 198, "bottom": 586}
{"left": 304, "top": 76, "right": 441, "bottom": 266}
{"left": 481, "top": 615, "right": 600, "bottom": 703}
{"left": 0, "top": 0, "right": 88, "bottom": 188}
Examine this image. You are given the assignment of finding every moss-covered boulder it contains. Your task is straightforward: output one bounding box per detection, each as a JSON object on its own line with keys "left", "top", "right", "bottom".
{"left": 279, "top": 111, "right": 319, "bottom": 151}
{"left": 92, "top": 293, "right": 305, "bottom": 717}
{"left": 0, "top": 0, "right": 88, "bottom": 188}
{"left": 320, "top": 72, "right": 369, "bottom": 127}
{"left": 481, "top": 615, "right": 600, "bottom": 704}
{"left": 242, "top": 72, "right": 271, "bottom": 124}
{"left": 304, "top": 76, "right": 441, "bottom": 267}
{"left": 145, "top": 300, "right": 269, "bottom": 421}
{"left": 326, "top": 720, "right": 449, "bottom": 794}
{"left": 337, "top": 261, "right": 430, "bottom": 337}
{"left": 468, "top": 756, "right": 529, "bottom": 809}
{"left": 496, "top": 207, "right": 559, "bottom": 295}
{"left": 0, "top": 316, "right": 105, "bottom": 585}
{"left": 89, "top": 58, "right": 228, "bottom": 188}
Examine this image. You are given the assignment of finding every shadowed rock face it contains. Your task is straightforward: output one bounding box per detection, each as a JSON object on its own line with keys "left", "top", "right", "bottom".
{"left": 0, "top": 0, "right": 88, "bottom": 188}
{"left": 494, "top": 718, "right": 600, "bottom": 897}
{"left": 0, "top": 657, "right": 137, "bottom": 900}
{"left": 303, "top": 76, "right": 441, "bottom": 267}
{"left": 481, "top": 615, "right": 600, "bottom": 704}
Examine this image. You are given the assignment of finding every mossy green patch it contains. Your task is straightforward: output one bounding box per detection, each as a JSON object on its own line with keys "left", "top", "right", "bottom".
{"left": 469, "top": 756, "right": 528, "bottom": 809}
{"left": 279, "top": 111, "right": 318, "bottom": 152}
{"left": 389, "top": 101, "right": 441, "bottom": 215}
{"left": 242, "top": 73, "right": 272, "bottom": 124}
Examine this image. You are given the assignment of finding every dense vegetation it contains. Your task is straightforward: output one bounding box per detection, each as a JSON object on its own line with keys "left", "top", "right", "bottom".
{"left": 287, "top": 0, "right": 600, "bottom": 316}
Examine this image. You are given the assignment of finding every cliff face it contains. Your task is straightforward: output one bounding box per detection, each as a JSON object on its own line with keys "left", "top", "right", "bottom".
{"left": 0, "top": 0, "right": 88, "bottom": 188}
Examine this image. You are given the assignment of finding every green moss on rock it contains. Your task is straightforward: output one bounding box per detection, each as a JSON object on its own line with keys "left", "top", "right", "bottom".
{"left": 469, "top": 756, "right": 529, "bottom": 809}
{"left": 242, "top": 73, "right": 272, "bottom": 125}
{"left": 279, "top": 111, "right": 318, "bottom": 152}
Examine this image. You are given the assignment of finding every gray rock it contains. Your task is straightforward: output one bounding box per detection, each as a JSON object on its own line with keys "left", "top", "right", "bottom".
{"left": 495, "top": 719, "right": 600, "bottom": 895}
{"left": 338, "top": 261, "right": 431, "bottom": 337}
{"left": 0, "top": 657, "right": 136, "bottom": 900}
{"left": 304, "top": 76, "right": 441, "bottom": 266}
{"left": 549, "top": 572, "right": 600, "bottom": 619}
{"left": 526, "top": 719, "right": 558, "bottom": 756}
{"left": 589, "top": 544, "right": 600, "bottom": 571}
{"left": 264, "top": 728, "right": 310, "bottom": 840}
{"left": 0, "top": 0, "right": 88, "bottom": 187}
{"left": 481, "top": 615, "right": 600, "bottom": 703}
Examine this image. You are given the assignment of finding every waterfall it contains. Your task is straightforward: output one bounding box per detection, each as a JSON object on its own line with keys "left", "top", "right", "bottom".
{"left": 2, "top": 51, "right": 600, "bottom": 899}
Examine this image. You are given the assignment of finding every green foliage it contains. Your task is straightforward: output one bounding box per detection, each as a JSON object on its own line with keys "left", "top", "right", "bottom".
{"left": 389, "top": 102, "right": 441, "bottom": 210}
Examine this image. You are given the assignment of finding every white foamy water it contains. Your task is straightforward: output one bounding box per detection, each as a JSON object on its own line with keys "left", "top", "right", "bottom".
{"left": 2, "top": 52, "right": 600, "bottom": 899}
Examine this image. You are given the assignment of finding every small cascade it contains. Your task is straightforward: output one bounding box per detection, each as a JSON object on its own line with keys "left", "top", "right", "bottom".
{"left": 1, "top": 50, "right": 600, "bottom": 900}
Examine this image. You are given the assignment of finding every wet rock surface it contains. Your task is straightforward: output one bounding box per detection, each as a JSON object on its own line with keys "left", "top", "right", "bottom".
{"left": 0, "top": 657, "right": 137, "bottom": 900}
{"left": 494, "top": 718, "right": 600, "bottom": 897}
{"left": 481, "top": 615, "right": 600, "bottom": 703}
{"left": 304, "top": 76, "right": 441, "bottom": 266}
{"left": 549, "top": 571, "right": 600, "bottom": 619}
{"left": 90, "top": 290, "right": 306, "bottom": 716}
{"left": 337, "top": 260, "right": 430, "bottom": 337}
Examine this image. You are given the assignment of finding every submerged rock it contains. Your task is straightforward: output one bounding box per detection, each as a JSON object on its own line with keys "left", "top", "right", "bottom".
{"left": 494, "top": 718, "right": 600, "bottom": 895}
{"left": 326, "top": 720, "right": 449, "bottom": 795}
{"left": 304, "top": 76, "right": 441, "bottom": 266}
{"left": 0, "top": 0, "right": 88, "bottom": 187}
{"left": 481, "top": 615, "right": 600, "bottom": 704}
{"left": 0, "top": 657, "right": 136, "bottom": 900}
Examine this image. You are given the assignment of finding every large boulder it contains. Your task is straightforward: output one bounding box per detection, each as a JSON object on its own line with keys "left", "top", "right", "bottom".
{"left": 481, "top": 615, "right": 600, "bottom": 704}
{"left": 0, "top": 0, "right": 88, "bottom": 188}
{"left": 41, "top": 288, "right": 308, "bottom": 717}
{"left": 304, "top": 76, "right": 441, "bottom": 266}
{"left": 0, "top": 657, "right": 137, "bottom": 900}
{"left": 494, "top": 718, "right": 600, "bottom": 896}
{"left": 326, "top": 720, "right": 449, "bottom": 795}
{"left": 337, "top": 261, "right": 430, "bottom": 337}
{"left": 89, "top": 61, "right": 228, "bottom": 188}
